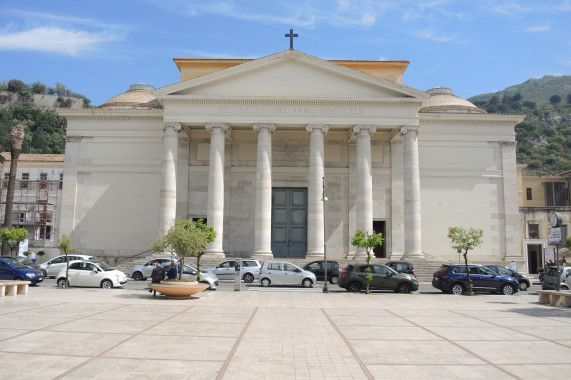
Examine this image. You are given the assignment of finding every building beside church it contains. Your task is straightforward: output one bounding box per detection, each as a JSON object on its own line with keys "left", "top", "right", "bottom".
{"left": 58, "top": 49, "right": 525, "bottom": 266}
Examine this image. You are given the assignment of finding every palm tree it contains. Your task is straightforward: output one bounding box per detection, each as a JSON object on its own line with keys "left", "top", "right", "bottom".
{"left": 2, "top": 124, "right": 25, "bottom": 255}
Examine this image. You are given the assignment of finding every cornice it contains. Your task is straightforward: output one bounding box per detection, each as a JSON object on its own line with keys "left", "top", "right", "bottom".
{"left": 158, "top": 96, "right": 423, "bottom": 108}
{"left": 420, "top": 113, "right": 525, "bottom": 126}
{"left": 58, "top": 109, "right": 164, "bottom": 121}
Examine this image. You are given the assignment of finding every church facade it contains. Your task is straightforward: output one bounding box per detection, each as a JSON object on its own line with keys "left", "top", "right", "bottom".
{"left": 58, "top": 50, "right": 525, "bottom": 265}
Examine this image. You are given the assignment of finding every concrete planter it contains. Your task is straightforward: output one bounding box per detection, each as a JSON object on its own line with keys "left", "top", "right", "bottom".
{"left": 149, "top": 281, "right": 208, "bottom": 299}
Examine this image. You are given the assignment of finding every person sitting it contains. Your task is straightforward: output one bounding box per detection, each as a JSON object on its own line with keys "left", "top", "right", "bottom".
{"left": 166, "top": 261, "right": 178, "bottom": 280}
{"left": 149, "top": 262, "right": 165, "bottom": 296}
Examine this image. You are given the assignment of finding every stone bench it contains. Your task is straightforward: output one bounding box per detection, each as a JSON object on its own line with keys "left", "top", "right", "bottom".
{"left": 537, "top": 290, "right": 571, "bottom": 307}
{"left": 0, "top": 280, "right": 31, "bottom": 297}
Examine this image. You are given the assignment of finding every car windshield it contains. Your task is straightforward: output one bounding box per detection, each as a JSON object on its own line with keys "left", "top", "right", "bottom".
{"left": 93, "top": 261, "right": 113, "bottom": 271}
{"left": 545, "top": 267, "right": 561, "bottom": 276}
{"left": 15, "top": 257, "right": 34, "bottom": 265}
{"left": 3, "top": 258, "right": 27, "bottom": 269}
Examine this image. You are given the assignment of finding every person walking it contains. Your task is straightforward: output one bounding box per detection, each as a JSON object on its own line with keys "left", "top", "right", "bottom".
{"left": 29, "top": 251, "right": 36, "bottom": 263}
{"left": 149, "top": 262, "right": 165, "bottom": 296}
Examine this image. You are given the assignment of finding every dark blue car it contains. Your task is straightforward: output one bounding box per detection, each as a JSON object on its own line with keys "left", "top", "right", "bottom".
{"left": 432, "top": 264, "right": 519, "bottom": 295}
{"left": 0, "top": 257, "right": 44, "bottom": 285}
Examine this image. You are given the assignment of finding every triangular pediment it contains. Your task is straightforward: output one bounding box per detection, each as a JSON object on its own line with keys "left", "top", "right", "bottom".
{"left": 155, "top": 50, "right": 428, "bottom": 101}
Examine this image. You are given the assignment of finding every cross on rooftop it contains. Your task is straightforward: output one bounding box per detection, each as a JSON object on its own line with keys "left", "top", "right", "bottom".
{"left": 285, "top": 29, "right": 298, "bottom": 50}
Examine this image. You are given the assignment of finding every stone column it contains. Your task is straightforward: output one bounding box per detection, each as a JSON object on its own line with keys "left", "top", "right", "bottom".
{"left": 306, "top": 124, "right": 329, "bottom": 258}
{"left": 159, "top": 122, "right": 181, "bottom": 233}
{"left": 59, "top": 136, "right": 83, "bottom": 237}
{"left": 252, "top": 123, "right": 276, "bottom": 259}
{"left": 353, "top": 125, "right": 376, "bottom": 259}
{"left": 389, "top": 135, "right": 405, "bottom": 259}
{"left": 401, "top": 126, "right": 423, "bottom": 258}
{"left": 205, "top": 123, "right": 229, "bottom": 258}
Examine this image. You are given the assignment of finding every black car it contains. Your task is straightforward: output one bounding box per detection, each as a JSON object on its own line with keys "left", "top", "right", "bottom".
{"left": 338, "top": 263, "right": 418, "bottom": 293}
{"left": 432, "top": 264, "right": 519, "bottom": 295}
{"left": 385, "top": 261, "right": 415, "bottom": 276}
{"left": 485, "top": 265, "right": 531, "bottom": 291}
{"left": 303, "top": 260, "right": 342, "bottom": 284}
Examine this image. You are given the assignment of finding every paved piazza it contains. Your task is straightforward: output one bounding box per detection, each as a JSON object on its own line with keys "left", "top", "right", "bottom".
{"left": 1, "top": 283, "right": 570, "bottom": 379}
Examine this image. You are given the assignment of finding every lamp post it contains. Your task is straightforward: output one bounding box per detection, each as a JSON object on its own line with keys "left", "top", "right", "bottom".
{"left": 322, "top": 177, "right": 329, "bottom": 293}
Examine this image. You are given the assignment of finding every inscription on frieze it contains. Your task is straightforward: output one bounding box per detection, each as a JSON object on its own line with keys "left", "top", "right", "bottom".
{"left": 217, "top": 106, "right": 364, "bottom": 116}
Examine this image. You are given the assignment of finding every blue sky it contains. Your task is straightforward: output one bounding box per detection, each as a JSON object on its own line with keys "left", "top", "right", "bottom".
{"left": 0, "top": 0, "right": 569, "bottom": 106}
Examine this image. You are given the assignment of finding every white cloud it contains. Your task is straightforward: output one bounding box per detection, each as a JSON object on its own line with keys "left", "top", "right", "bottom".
{"left": 526, "top": 25, "right": 551, "bottom": 32}
{"left": 0, "top": 27, "right": 121, "bottom": 55}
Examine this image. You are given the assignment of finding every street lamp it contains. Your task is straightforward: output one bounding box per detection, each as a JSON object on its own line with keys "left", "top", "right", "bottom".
{"left": 322, "top": 177, "right": 329, "bottom": 293}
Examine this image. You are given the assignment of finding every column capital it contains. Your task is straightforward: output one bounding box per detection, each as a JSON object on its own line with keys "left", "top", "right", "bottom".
{"left": 163, "top": 122, "right": 181, "bottom": 132}
{"left": 205, "top": 122, "right": 230, "bottom": 133}
{"left": 306, "top": 124, "right": 329, "bottom": 134}
{"left": 65, "top": 136, "right": 83, "bottom": 143}
{"left": 253, "top": 123, "right": 276, "bottom": 133}
{"left": 353, "top": 125, "right": 376, "bottom": 135}
{"left": 399, "top": 126, "right": 421, "bottom": 135}
{"left": 501, "top": 141, "right": 516, "bottom": 146}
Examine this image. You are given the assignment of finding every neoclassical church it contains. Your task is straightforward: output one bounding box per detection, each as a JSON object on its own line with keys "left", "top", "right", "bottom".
{"left": 59, "top": 49, "right": 525, "bottom": 265}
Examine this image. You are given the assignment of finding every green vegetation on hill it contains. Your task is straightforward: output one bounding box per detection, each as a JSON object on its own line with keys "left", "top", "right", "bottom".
{"left": 0, "top": 79, "right": 92, "bottom": 154}
{"left": 469, "top": 76, "right": 571, "bottom": 176}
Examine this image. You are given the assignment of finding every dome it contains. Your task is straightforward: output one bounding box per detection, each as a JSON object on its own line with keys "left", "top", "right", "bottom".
{"left": 99, "top": 83, "right": 162, "bottom": 109}
{"left": 420, "top": 87, "right": 485, "bottom": 114}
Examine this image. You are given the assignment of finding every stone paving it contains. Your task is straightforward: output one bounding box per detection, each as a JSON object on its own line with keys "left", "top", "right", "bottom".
{"left": 1, "top": 284, "right": 570, "bottom": 379}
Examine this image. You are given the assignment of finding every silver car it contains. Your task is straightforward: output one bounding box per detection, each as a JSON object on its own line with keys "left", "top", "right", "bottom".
{"left": 204, "top": 259, "right": 261, "bottom": 283}
{"left": 259, "top": 261, "right": 316, "bottom": 288}
{"left": 128, "top": 258, "right": 177, "bottom": 281}
{"left": 161, "top": 262, "right": 219, "bottom": 290}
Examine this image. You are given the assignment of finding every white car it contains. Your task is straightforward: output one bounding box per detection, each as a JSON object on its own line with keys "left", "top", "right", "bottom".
{"left": 204, "top": 259, "right": 261, "bottom": 283}
{"left": 57, "top": 260, "right": 128, "bottom": 289}
{"left": 259, "top": 261, "right": 316, "bottom": 288}
{"left": 129, "top": 257, "right": 178, "bottom": 281}
{"left": 40, "top": 254, "right": 97, "bottom": 278}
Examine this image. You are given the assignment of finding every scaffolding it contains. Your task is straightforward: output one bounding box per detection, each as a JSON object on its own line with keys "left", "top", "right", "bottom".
{"left": 0, "top": 179, "right": 61, "bottom": 247}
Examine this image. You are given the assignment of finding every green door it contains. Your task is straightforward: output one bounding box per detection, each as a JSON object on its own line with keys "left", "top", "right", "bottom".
{"left": 272, "top": 188, "right": 307, "bottom": 258}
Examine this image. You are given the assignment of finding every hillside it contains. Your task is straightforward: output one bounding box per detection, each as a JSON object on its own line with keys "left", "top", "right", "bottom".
{"left": 469, "top": 75, "right": 571, "bottom": 175}
{"left": 0, "top": 79, "right": 90, "bottom": 155}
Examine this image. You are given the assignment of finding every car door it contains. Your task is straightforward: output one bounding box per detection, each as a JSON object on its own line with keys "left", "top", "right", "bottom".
{"left": 283, "top": 263, "right": 302, "bottom": 285}
{"left": 214, "top": 261, "right": 235, "bottom": 280}
{"left": 370, "top": 265, "right": 393, "bottom": 289}
{"left": 305, "top": 262, "right": 323, "bottom": 281}
{"left": 66, "top": 262, "right": 84, "bottom": 286}
{"left": 46, "top": 256, "right": 67, "bottom": 277}
{"left": 471, "top": 267, "right": 497, "bottom": 291}
{"left": 83, "top": 262, "right": 104, "bottom": 287}
{"left": 0, "top": 260, "right": 14, "bottom": 280}
{"left": 266, "top": 262, "right": 286, "bottom": 285}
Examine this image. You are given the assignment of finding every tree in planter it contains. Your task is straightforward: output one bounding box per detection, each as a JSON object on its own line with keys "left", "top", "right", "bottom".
{"left": 37, "top": 250, "right": 45, "bottom": 263}
{"left": 151, "top": 218, "right": 216, "bottom": 281}
{"left": 447, "top": 227, "right": 483, "bottom": 296}
{"left": 57, "top": 233, "right": 74, "bottom": 287}
{"left": 0, "top": 227, "right": 28, "bottom": 256}
{"left": 351, "top": 230, "right": 384, "bottom": 293}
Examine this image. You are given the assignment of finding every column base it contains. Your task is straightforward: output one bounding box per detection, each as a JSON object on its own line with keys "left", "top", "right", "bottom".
{"left": 388, "top": 252, "right": 404, "bottom": 260}
{"left": 203, "top": 249, "right": 226, "bottom": 259}
{"left": 345, "top": 250, "right": 356, "bottom": 260}
{"left": 402, "top": 251, "right": 424, "bottom": 259}
{"left": 252, "top": 250, "right": 274, "bottom": 260}
{"left": 306, "top": 250, "right": 325, "bottom": 259}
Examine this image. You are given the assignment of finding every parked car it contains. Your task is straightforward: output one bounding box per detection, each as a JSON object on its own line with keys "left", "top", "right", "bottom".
{"left": 57, "top": 260, "right": 127, "bottom": 289}
{"left": 0, "top": 255, "right": 42, "bottom": 272}
{"left": 385, "top": 261, "right": 415, "bottom": 277}
{"left": 129, "top": 258, "right": 178, "bottom": 281}
{"left": 485, "top": 264, "right": 531, "bottom": 291}
{"left": 0, "top": 257, "right": 44, "bottom": 285}
{"left": 432, "top": 264, "right": 519, "bottom": 295}
{"left": 259, "top": 261, "right": 316, "bottom": 288}
{"left": 161, "top": 262, "right": 219, "bottom": 290}
{"left": 40, "top": 254, "right": 98, "bottom": 278}
{"left": 338, "top": 263, "right": 418, "bottom": 293}
{"left": 204, "top": 259, "right": 261, "bottom": 283}
{"left": 542, "top": 266, "right": 571, "bottom": 290}
{"left": 302, "top": 260, "right": 342, "bottom": 284}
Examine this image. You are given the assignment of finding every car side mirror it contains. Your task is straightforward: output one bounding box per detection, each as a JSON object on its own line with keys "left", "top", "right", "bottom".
{"left": 295, "top": 269, "right": 301, "bottom": 273}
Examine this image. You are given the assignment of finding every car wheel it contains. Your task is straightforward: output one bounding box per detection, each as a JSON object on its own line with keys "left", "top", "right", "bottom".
{"left": 501, "top": 283, "right": 515, "bottom": 295}
{"left": 348, "top": 282, "right": 362, "bottom": 292}
{"left": 330, "top": 275, "right": 339, "bottom": 284}
{"left": 101, "top": 280, "right": 113, "bottom": 289}
{"left": 302, "top": 278, "right": 313, "bottom": 288}
{"left": 57, "top": 278, "right": 68, "bottom": 289}
{"left": 561, "top": 284, "right": 569, "bottom": 290}
{"left": 261, "top": 278, "right": 271, "bottom": 287}
{"left": 519, "top": 281, "right": 528, "bottom": 291}
{"left": 450, "top": 283, "right": 464, "bottom": 295}
{"left": 132, "top": 271, "right": 143, "bottom": 281}
{"left": 396, "top": 283, "right": 412, "bottom": 294}
{"left": 243, "top": 273, "right": 254, "bottom": 283}
{"left": 201, "top": 281, "right": 215, "bottom": 290}
{"left": 41, "top": 269, "right": 47, "bottom": 277}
